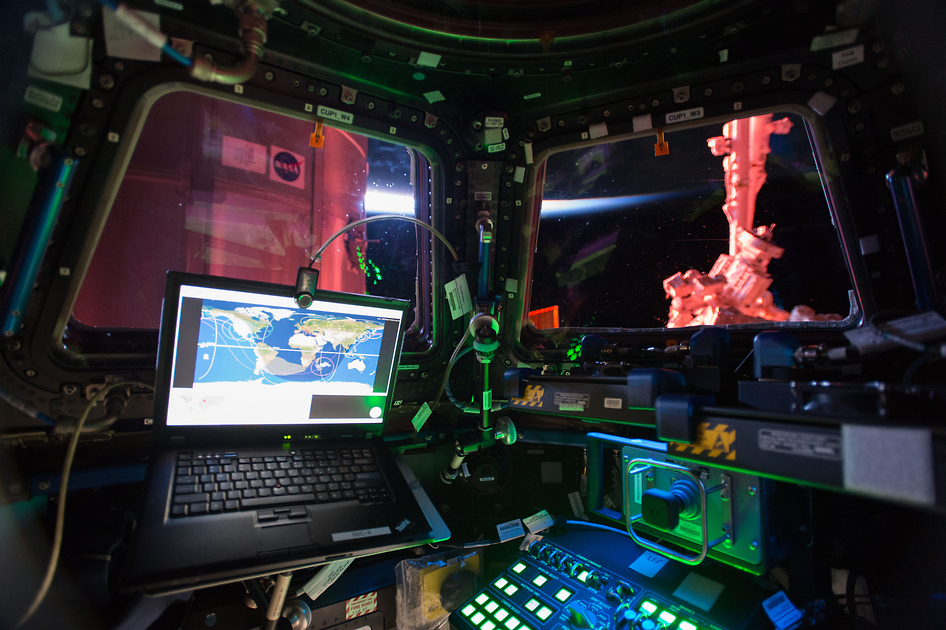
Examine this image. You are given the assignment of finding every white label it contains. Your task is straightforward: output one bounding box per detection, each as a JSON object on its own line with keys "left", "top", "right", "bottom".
{"left": 474, "top": 191, "right": 493, "bottom": 201}
{"left": 221, "top": 136, "right": 267, "bottom": 174}
{"left": 810, "top": 28, "right": 859, "bottom": 51}
{"left": 487, "top": 143, "right": 506, "bottom": 153}
{"left": 718, "top": 49, "right": 728, "bottom": 62}
{"left": 832, "top": 45, "right": 865, "bottom": 69}
{"left": 588, "top": 122, "right": 608, "bottom": 139}
{"left": 304, "top": 103, "right": 313, "bottom": 112}
{"left": 891, "top": 121, "right": 924, "bottom": 141}
{"left": 524, "top": 92, "right": 541, "bottom": 100}
{"left": 807, "top": 91, "right": 837, "bottom": 115}
{"left": 346, "top": 592, "right": 378, "bottom": 619}
{"left": 629, "top": 551, "right": 669, "bottom": 578}
{"left": 411, "top": 402, "right": 432, "bottom": 432}
{"left": 317, "top": 105, "right": 354, "bottom": 125}
{"left": 423, "top": 90, "right": 445, "bottom": 104}
{"left": 416, "top": 51, "right": 441, "bottom": 68}
{"left": 483, "top": 389, "right": 492, "bottom": 411}
{"left": 24, "top": 86, "right": 62, "bottom": 112}
{"left": 523, "top": 510, "right": 554, "bottom": 533}
{"left": 444, "top": 274, "right": 473, "bottom": 320}
{"left": 485, "top": 128, "right": 503, "bottom": 144}
{"left": 633, "top": 473, "right": 643, "bottom": 504}
{"left": 502, "top": 128, "right": 510, "bottom": 140}
{"left": 759, "top": 429, "right": 841, "bottom": 460}
{"left": 665, "top": 107, "right": 704, "bottom": 124}
{"left": 332, "top": 526, "right": 391, "bottom": 542}
{"left": 297, "top": 558, "right": 354, "bottom": 598}
{"left": 234, "top": 84, "right": 244, "bottom": 94}
{"left": 497, "top": 519, "right": 526, "bottom": 542}
{"left": 762, "top": 592, "right": 803, "bottom": 630}
{"left": 603, "top": 397, "right": 622, "bottom": 409}
{"left": 524, "top": 142, "right": 534, "bottom": 165}
{"left": 568, "top": 491, "right": 587, "bottom": 520}
{"left": 632, "top": 114, "right": 652, "bottom": 132}
{"left": 154, "top": 0, "right": 184, "bottom": 9}
{"left": 485, "top": 116, "right": 504, "bottom": 128}
{"left": 513, "top": 167, "right": 526, "bottom": 183}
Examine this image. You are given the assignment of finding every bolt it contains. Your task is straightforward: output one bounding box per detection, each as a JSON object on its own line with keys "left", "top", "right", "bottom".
{"left": 676, "top": 92, "right": 686, "bottom": 102}
{"left": 848, "top": 102, "right": 861, "bottom": 114}
{"left": 456, "top": 163, "right": 465, "bottom": 172}
{"left": 473, "top": 121, "right": 483, "bottom": 131}
{"left": 307, "top": 84, "right": 315, "bottom": 92}
{"left": 367, "top": 102, "right": 375, "bottom": 110}
{"left": 481, "top": 162, "right": 488, "bottom": 170}
{"left": 704, "top": 88, "right": 713, "bottom": 96}
{"left": 319, "top": 87, "right": 328, "bottom": 96}
{"left": 307, "top": 27, "right": 318, "bottom": 36}
{"left": 501, "top": 200, "right": 509, "bottom": 207}
{"left": 748, "top": 485, "right": 757, "bottom": 495}
{"left": 892, "top": 83, "right": 905, "bottom": 95}
{"left": 877, "top": 57, "right": 890, "bottom": 68}
{"left": 264, "top": 71, "right": 275, "bottom": 81}
{"left": 99, "top": 74, "right": 115, "bottom": 90}
{"left": 823, "top": 78, "right": 834, "bottom": 87}
{"left": 651, "top": 99, "right": 660, "bottom": 106}
{"left": 63, "top": 384, "right": 78, "bottom": 395}
{"left": 499, "top": 276, "right": 505, "bottom": 281}
{"left": 505, "top": 165, "right": 514, "bottom": 173}
{"left": 74, "top": 147, "right": 87, "bottom": 156}
{"left": 292, "top": 80, "right": 300, "bottom": 88}
{"left": 731, "top": 81, "right": 743, "bottom": 92}
{"left": 855, "top": 123, "right": 865, "bottom": 132}
{"left": 557, "top": 119, "right": 565, "bottom": 127}
{"left": 114, "top": 61, "right": 124, "bottom": 72}
{"left": 455, "top": 179, "right": 462, "bottom": 186}
{"left": 503, "top": 215, "right": 509, "bottom": 220}
{"left": 425, "top": 118, "right": 436, "bottom": 129}
{"left": 872, "top": 42, "right": 885, "bottom": 53}
{"left": 9, "top": 484, "right": 21, "bottom": 494}
{"left": 91, "top": 98, "right": 105, "bottom": 109}
{"left": 505, "top": 181, "right": 512, "bottom": 187}
{"left": 501, "top": 247, "right": 507, "bottom": 252}
{"left": 411, "top": 114, "right": 418, "bottom": 122}
{"left": 538, "top": 122, "right": 550, "bottom": 132}
{"left": 38, "top": 481, "right": 50, "bottom": 490}
{"left": 603, "top": 110, "right": 610, "bottom": 117}
{"left": 390, "top": 108, "right": 401, "bottom": 118}
{"left": 446, "top": 139, "right": 453, "bottom": 145}
{"left": 6, "top": 340, "right": 21, "bottom": 351}
{"left": 455, "top": 214, "right": 461, "bottom": 220}
{"left": 344, "top": 94, "right": 355, "bottom": 104}
{"left": 577, "top": 114, "right": 588, "bottom": 124}
{"left": 623, "top": 455, "right": 629, "bottom": 462}
{"left": 762, "top": 76, "right": 771, "bottom": 84}
{"left": 474, "top": 143, "right": 484, "bottom": 151}
{"left": 750, "top": 540, "right": 759, "bottom": 551}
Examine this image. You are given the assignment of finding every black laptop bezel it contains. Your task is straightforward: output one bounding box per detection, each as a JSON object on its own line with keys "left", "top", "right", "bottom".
{"left": 153, "top": 271, "right": 410, "bottom": 446}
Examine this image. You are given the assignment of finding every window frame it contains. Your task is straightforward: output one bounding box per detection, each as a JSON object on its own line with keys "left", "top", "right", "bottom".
{"left": 51, "top": 82, "right": 441, "bottom": 366}
{"left": 511, "top": 103, "right": 868, "bottom": 362}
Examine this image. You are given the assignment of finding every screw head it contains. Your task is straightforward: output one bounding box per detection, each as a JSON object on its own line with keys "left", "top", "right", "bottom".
{"left": 481, "top": 162, "right": 489, "bottom": 170}
{"left": 38, "top": 481, "right": 50, "bottom": 490}
{"left": 74, "top": 147, "right": 87, "bottom": 156}
{"left": 318, "top": 87, "right": 328, "bottom": 96}
{"left": 98, "top": 74, "right": 115, "bottom": 90}
{"left": 91, "top": 98, "right": 105, "bottom": 109}
{"left": 748, "top": 485, "right": 757, "bottom": 495}
{"left": 651, "top": 99, "right": 660, "bottom": 106}
{"left": 704, "top": 88, "right": 713, "bottom": 96}
{"left": 26, "top": 369, "right": 37, "bottom": 377}
{"left": 264, "top": 71, "right": 275, "bottom": 81}
{"left": 603, "top": 110, "right": 610, "bottom": 117}
{"left": 892, "top": 83, "right": 905, "bottom": 95}
{"left": 847, "top": 102, "right": 861, "bottom": 114}
{"left": 750, "top": 540, "right": 759, "bottom": 550}
{"left": 6, "top": 339, "right": 21, "bottom": 351}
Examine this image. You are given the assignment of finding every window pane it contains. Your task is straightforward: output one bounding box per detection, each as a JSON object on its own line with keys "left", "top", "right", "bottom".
{"left": 73, "top": 90, "right": 418, "bottom": 329}
{"left": 530, "top": 112, "right": 851, "bottom": 329}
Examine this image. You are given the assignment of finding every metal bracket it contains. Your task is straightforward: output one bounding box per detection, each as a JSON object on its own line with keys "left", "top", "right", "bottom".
{"left": 672, "top": 86, "right": 691, "bottom": 104}
{"left": 537, "top": 116, "right": 552, "bottom": 133}
{"left": 719, "top": 473, "right": 733, "bottom": 548}
{"left": 340, "top": 85, "right": 358, "bottom": 106}
{"left": 625, "top": 458, "right": 727, "bottom": 565}
{"left": 424, "top": 112, "right": 439, "bottom": 129}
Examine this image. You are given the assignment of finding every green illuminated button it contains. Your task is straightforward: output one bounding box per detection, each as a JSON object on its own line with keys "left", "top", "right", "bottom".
{"left": 476, "top": 594, "right": 490, "bottom": 605}
{"left": 554, "top": 588, "right": 574, "bottom": 603}
{"left": 520, "top": 625, "right": 533, "bottom": 630}
{"left": 658, "top": 611, "right": 676, "bottom": 625}
{"left": 482, "top": 622, "right": 496, "bottom": 630}
{"left": 532, "top": 575, "right": 548, "bottom": 587}
{"left": 525, "top": 600, "right": 541, "bottom": 612}
{"left": 494, "top": 578, "right": 509, "bottom": 589}
{"left": 512, "top": 562, "right": 527, "bottom": 574}
{"left": 679, "top": 622, "right": 697, "bottom": 630}
{"left": 505, "top": 617, "right": 520, "bottom": 630}
{"left": 577, "top": 571, "right": 589, "bottom": 583}
{"left": 472, "top": 613, "right": 486, "bottom": 625}
{"left": 536, "top": 607, "right": 553, "bottom": 621}
{"left": 640, "top": 602, "right": 658, "bottom": 615}
{"left": 462, "top": 605, "right": 476, "bottom": 617}
{"left": 495, "top": 609, "right": 510, "bottom": 622}
{"left": 485, "top": 602, "right": 499, "bottom": 613}
{"left": 504, "top": 584, "right": 519, "bottom": 596}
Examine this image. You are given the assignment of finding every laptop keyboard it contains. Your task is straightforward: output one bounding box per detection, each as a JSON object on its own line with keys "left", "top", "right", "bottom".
{"left": 170, "top": 448, "right": 392, "bottom": 518}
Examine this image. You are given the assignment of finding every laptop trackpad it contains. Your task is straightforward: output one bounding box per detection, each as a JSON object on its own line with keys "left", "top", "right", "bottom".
{"left": 258, "top": 523, "right": 311, "bottom": 550}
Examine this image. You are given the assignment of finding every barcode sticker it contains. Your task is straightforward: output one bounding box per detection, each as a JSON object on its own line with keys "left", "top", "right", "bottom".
{"left": 497, "top": 519, "right": 526, "bottom": 542}
{"left": 523, "top": 510, "right": 554, "bottom": 533}
{"left": 568, "top": 491, "right": 588, "bottom": 520}
{"left": 444, "top": 275, "right": 472, "bottom": 320}
{"left": 762, "top": 591, "right": 802, "bottom": 630}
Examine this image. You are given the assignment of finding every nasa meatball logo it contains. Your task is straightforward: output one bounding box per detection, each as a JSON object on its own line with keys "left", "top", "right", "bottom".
{"left": 273, "top": 151, "right": 301, "bottom": 182}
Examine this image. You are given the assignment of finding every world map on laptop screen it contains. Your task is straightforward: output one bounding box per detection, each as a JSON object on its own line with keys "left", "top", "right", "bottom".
{"left": 166, "top": 283, "right": 404, "bottom": 426}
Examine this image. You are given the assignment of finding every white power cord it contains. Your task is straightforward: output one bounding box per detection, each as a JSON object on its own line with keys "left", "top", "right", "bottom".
{"left": 17, "top": 380, "right": 152, "bottom": 627}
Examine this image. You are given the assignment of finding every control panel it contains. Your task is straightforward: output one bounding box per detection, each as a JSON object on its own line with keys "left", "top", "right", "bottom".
{"left": 449, "top": 530, "right": 776, "bottom": 630}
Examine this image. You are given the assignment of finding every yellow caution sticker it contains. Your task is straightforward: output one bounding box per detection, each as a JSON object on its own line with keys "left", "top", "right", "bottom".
{"left": 670, "top": 422, "right": 737, "bottom": 460}
{"left": 511, "top": 385, "right": 545, "bottom": 408}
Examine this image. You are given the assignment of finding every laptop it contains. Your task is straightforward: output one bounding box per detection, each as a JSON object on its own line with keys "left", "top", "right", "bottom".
{"left": 122, "top": 271, "right": 449, "bottom": 594}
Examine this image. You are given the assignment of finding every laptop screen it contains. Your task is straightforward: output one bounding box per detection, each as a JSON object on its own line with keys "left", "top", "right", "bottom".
{"left": 163, "top": 279, "right": 406, "bottom": 428}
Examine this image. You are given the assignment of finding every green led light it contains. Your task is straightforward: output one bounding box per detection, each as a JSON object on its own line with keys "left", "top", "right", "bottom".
{"left": 482, "top": 622, "right": 496, "bottom": 630}
{"left": 495, "top": 609, "right": 510, "bottom": 622}
{"left": 679, "top": 622, "right": 697, "bottom": 630}
{"left": 485, "top": 602, "right": 499, "bottom": 613}
{"left": 554, "top": 588, "right": 573, "bottom": 602}
{"left": 494, "top": 578, "right": 509, "bottom": 589}
{"left": 525, "top": 600, "right": 540, "bottom": 612}
{"left": 504, "top": 585, "right": 519, "bottom": 596}
{"left": 658, "top": 611, "right": 676, "bottom": 625}
{"left": 504, "top": 618, "right": 520, "bottom": 630}
{"left": 476, "top": 594, "right": 490, "bottom": 605}
{"left": 472, "top": 613, "right": 486, "bottom": 625}
{"left": 577, "top": 571, "right": 589, "bottom": 583}
{"left": 532, "top": 575, "right": 548, "bottom": 587}
{"left": 462, "top": 605, "right": 476, "bottom": 617}
{"left": 640, "top": 602, "right": 658, "bottom": 615}
{"left": 512, "top": 562, "right": 527, "bottom": 574}
{"left": 536, "top": 607, "right": 553, "bottom": 621}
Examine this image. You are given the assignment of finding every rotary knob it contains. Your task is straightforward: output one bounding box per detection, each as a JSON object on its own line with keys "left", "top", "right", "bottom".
{"left": 636, "top": 619, "right": 658, "bottom": 630}
{"left": 614, "top": 604, "right": 639, "bottom": 630}
{"left": 567, "top": 603, "right": 597, "bottom": 630}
